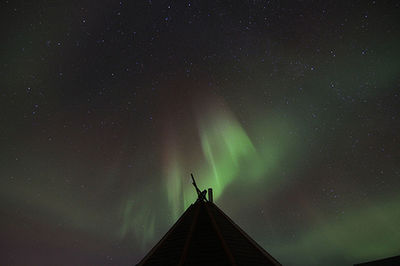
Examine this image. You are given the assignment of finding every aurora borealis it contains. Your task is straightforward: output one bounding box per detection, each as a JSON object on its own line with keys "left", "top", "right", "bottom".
{"left": 1, "top": 1, "right": 400, "bottom": 265}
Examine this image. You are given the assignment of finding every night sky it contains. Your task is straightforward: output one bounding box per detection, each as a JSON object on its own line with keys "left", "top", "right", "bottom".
{"left": 1, "top": 1, "right": 400, "bottom": 265}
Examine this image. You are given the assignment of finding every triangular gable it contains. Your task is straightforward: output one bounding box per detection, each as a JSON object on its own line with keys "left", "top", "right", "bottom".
{"left": 137, "top": 200, "right": 281, "bottom": 265}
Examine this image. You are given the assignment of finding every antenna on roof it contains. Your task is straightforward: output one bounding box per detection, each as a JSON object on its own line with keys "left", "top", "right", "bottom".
{"left": 191, "top": 173, "right": 208, "bottom": 202}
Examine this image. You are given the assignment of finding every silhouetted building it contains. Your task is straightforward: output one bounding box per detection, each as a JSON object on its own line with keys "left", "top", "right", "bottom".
{"left": 137, "top": 176, "right": 281, "bottom": 265}
{"left": 354, "top": 255, "right": 400, "bottom": 266}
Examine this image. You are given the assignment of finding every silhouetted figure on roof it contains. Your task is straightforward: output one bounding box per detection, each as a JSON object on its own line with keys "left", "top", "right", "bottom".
{"left": 191, "top": 173, "right": 207, "bottom": 202}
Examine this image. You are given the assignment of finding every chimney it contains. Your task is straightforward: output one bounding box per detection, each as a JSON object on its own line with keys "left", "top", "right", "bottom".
{"left": 208, "top": 188, "right": 213, "bottom": 203}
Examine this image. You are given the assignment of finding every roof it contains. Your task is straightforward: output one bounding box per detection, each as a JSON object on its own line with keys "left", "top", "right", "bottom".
{"left": 137, "top": 199, "right": 281, "bottom": 265}
{"left": 354, "top": 255, "right": 400, "bottom": 266}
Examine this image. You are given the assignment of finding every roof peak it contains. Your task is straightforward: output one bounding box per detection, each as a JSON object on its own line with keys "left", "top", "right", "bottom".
{"left": 137, "top": 192, "right": 281, "bottom": 265}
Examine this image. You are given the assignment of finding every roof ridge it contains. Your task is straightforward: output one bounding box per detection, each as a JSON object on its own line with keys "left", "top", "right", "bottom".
{"left": 178, "top": 203, "right": 201, "bottom": 265}
{"left": 205, "top": 202, "right": 237, "bottom": 265}
{"left": 137, "top": 204, "right": 195, "bottom": 265}
{"left": 210, "top": 202, "right": 282, "bottom": 266}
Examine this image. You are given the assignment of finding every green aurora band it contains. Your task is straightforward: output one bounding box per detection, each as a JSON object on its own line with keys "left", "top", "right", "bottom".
{"left": 164, "top": 101, "right": 290, "bottom": 220}
{"left": 119, "top": 97, "right": 300, "bottom": 248}
{"left": 2, "top": 2, "right": 400, "bottom": 265}
{"left": 272, "top": 196, "right": 400, "bottom": 265}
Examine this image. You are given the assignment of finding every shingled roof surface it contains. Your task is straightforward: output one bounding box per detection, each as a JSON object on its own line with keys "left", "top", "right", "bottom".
{"left": 137, "top": 200, "right": 281, "bottom": 266}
